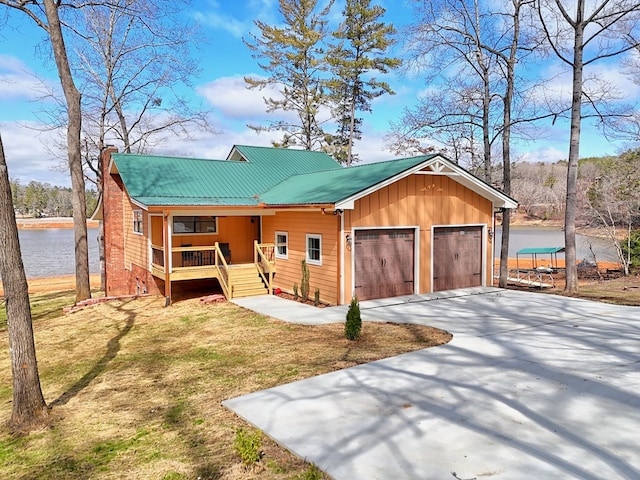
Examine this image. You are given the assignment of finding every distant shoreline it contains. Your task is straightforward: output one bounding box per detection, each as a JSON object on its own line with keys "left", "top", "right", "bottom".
{"left": 16, "top": 217, "right": 99, "bottom": 230}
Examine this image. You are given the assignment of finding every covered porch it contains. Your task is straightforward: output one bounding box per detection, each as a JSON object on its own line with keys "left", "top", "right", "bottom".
{"left": 148, "top": 212, "right": 276, "bottom": 302}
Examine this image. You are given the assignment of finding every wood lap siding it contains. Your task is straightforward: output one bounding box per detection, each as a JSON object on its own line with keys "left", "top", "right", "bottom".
{"left": 263, "top": 211, "right": 339, "bottom": 305}
{"left": 345, "top": 172, "right": 493, "bottom": 296}
{"left": 123, "top": 200, "right": 148, "bottom": 271}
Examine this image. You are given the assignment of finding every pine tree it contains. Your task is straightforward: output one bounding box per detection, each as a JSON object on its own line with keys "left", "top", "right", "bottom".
{"left": 326, "top": 0, "right": 400, "bottom": 166}
{"left": 344, "top": 296, "right": 362, "bottom": 340}
{"left": 244, "top": 0, "right": 334, "bottom": 150}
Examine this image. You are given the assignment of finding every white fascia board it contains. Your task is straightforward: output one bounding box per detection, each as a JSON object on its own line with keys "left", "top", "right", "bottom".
{"left": 109, "top": 156, "right": 119, "bottom": 174}
{"left": 130, "top": 198, "right": 149, "bottom": 210}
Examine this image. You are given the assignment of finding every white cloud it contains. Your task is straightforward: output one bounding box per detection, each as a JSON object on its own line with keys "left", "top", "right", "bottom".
{"left": 193, "top": 10, "right": 247, "bottom": 38}
{"left": 1, "top": 121, "right": 71, "bottom": 186}
{"left": 197, "top": 75, "right": 276, "bottom": 120}
{"left": 0, "top": 55, "right": 56, "bottom": 101}
{"left": 197, "top": 74, "right": 334, "bottom": 125}
{"left": 517, "top": 146, "right": 566, "bottom": 164}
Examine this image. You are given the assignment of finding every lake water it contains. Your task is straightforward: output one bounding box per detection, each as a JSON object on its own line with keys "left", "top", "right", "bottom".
{"left": 7, "top": 228, "right": 101, "bottom": 279}
{"left": 494, "top": 226, "right": 618, "bottom": 264}
{"left": 3, "top": 226, "right": 618, "bottom": 280}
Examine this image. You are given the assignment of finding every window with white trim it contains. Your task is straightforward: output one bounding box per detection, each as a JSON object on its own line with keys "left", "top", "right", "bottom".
{"left": 173, "top": 216, "right": 217, "bottom": 234}
{"left": 306, "top": 234, "right": 322, "bottom": 266}
{"left": 133, "top": 210, "right": 143, "bottom": 234}
{"left": 275, "top": 231, "right": 288, "bottom": 259}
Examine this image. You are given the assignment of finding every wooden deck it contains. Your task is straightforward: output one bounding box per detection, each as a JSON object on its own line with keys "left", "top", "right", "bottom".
{"left": 151, "top": 241, "right": 277, "bottom": 300}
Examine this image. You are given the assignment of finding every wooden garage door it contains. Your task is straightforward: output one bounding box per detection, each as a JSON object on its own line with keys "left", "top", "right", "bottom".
{"left": 354, "top": 229, "right": 414, "bottom": 301}
{"left": 433, "top": 226, "right": 483, "bottom": 292}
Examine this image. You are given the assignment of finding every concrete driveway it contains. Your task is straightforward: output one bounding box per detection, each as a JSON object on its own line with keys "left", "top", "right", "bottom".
{"left": 226, "top": 289, "right": 640, "bottom": 479}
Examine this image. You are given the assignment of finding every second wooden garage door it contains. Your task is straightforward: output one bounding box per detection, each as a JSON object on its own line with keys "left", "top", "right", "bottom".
{"left": 354, "top": 229, "right": 414, "bottom": 301}
{"left": 433, "top": 226, "right": 483, "bottom": 291}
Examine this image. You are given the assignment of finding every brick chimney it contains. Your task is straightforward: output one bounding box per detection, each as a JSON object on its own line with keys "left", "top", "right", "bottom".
{"left": 101, "top": 146, "right": 128, "bottom": 295}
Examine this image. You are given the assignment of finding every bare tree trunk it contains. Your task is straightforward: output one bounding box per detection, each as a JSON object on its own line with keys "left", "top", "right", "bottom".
{"left": 499, "top": 0, "right": 523, "bottom": 288}
{"left": 43, "top": 0, "right": 91, "bottom": 302}
{"left": 0, "top": 134, "right": 49, "bottom": 432}
{"left": 564, "top": 5, "right": 584, "bottom": 293}
{"left": 482, "top": 67, "right": 492, "bottom": 182}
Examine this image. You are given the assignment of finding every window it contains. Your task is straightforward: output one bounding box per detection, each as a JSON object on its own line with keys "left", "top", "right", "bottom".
{"left": 275, "top": 231, "right": 288, "bottom": 259}
{"left": 133, "top": 210, "right": 143, "bottom": 234}
{"left": 173, "top": 216, "right": 217, "bottom": 234}
{"left": 306, "top": 234, "right": 322, "bottom": 266}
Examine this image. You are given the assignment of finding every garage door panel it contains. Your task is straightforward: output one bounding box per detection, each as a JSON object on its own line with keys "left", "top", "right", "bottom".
{"left": 433, "top": 227, "right": 482, "bottom": 292}
{"left": 355, "top": 229, "right": 414, "bottom": 301}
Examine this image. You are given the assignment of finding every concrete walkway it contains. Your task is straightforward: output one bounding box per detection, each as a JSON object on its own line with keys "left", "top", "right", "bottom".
{"left": 227, "top": 289, "right": 640, "bottom": 479}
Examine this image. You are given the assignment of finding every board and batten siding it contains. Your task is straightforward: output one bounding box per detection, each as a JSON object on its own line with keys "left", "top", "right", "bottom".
{"left": 344, "top": 172, "right": 493, "bottom": 298}
{"left": 263, "top": 211, "right": 339, "bottom": 305}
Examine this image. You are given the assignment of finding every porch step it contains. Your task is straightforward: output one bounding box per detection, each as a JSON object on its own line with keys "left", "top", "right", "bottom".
{"left": 228, "top": 265, "right": 269, "bottom": 298}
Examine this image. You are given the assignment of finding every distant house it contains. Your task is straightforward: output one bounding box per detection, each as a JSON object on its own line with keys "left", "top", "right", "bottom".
{"left": 98, "top": 145, "right": 517, "bottom": 305}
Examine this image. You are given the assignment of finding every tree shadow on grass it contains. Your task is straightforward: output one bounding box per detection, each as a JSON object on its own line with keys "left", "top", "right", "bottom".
{"left": 50, "top": 304, "right": 136, "bottom": 408}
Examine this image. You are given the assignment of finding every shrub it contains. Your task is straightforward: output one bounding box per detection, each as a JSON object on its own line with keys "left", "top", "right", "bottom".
{"left": 233, "top": 427, "right": 263, "bottom": 465}
{"left": 621, "top": 230, "right": 640, "bottom": 273}
{"left": 301, "top": 260, "right": 310, "bottom": 301}
{"left": 344, "top": 296, "right": 362, "bottom": 340}
{"left": 314, "top": 288, "right": 320, "bottom": 306}
{"left": 293, "top": 283, "right": 299, "bottom": 300}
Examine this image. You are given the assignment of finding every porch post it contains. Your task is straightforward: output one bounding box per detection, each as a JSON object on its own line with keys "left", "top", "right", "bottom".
{"left": 163, "top": 209, "right": 171, "bottom": 306}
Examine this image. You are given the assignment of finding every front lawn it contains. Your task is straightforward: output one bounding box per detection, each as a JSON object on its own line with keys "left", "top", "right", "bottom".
{"left": 0, "top": 293, "right": 450, "bottom": 479}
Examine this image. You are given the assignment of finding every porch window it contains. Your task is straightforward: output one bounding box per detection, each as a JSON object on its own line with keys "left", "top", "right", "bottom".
{"left": 133, "top": 210, "right": 143, "bottom": 234}
{"left": 306, "top": 234, "right": 322, "bottom": 266}
{"left": 173, "top": 216, "right": 217, "bottom": 234}
{"left": 275, "top": 231, "right": 288, "bottom": 259}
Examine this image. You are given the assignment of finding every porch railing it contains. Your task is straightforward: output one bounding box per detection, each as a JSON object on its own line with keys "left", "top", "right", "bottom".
{"left": 151, "top": 244, "right": 165, "bottom": 270}
{"left": 254, "top": 241, "right": 276, "bottom": 294}
{"left": 214, "top": 242, "right": 232, "bottom": 299}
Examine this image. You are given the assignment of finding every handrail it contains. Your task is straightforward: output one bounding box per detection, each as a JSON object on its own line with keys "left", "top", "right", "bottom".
{"left": 254, "top": 241, "right": 275, "bottom": 294}
{"left": 214, "top": 242, "right": 232, "bottom": 299}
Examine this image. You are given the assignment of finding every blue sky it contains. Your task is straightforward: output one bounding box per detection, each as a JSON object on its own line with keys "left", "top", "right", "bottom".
{"left": 0, "top": 0, "right": 637, "bottom": 187}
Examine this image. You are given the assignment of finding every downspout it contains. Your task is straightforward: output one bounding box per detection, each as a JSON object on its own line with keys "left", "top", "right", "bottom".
{"left": 339, "top": 210, "right": 345, "bottom": 305}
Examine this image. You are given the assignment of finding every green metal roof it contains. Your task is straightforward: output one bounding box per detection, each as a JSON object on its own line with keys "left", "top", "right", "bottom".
{"left": 259, "top": 154, "right": 437, "bottom": 205}
{"left": 112, "top": 146, "right": 342, "bottom": 207}
{"left": 517, "top": 247, "right": 565, "bottom": 255}
{"left": 110, "top": 145, "right": 514, "bottom": 209}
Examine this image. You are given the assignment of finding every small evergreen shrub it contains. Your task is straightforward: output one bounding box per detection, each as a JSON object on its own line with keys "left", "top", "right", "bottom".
{"left": 301, "top": 260, "right": 310, "bottom": 301}
{"left": 293, "top": 283, "right": 299, "bottom": 300}
{"left": 233, "top": 427, "right": 263, "bottom": 465}
{"left": 314, "top": 288, "right": 320, "bottom": 306}
{"left": 344, "top": 296, "right": 362, "bottom": 340}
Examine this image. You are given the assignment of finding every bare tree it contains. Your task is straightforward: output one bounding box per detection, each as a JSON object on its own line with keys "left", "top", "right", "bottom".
{"left": 535, "top": 0, "right": 640, "bottom": 291}
{"left": 581, "top": 152, "right": 640, "bottom": 274}
{"left": 65, "top": 0, "right": 209, "bottom": 290}
{"left": 0, "top": 133, "right": 48, "bottom": 432}
{"left": 1, "top": 0, "right": 91, "bottom": 302}
{"left": 489, "top": 0, "right": 536, "bottom": 288}
{"left": 397, "top": 0, "right": 503, "bottom": 182}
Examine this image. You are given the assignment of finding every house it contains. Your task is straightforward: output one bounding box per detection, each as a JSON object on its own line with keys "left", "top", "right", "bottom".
{"left": 99, "top": 145, "right": 517, "bottom": 305}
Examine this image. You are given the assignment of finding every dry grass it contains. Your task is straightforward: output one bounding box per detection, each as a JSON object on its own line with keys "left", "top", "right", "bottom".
{"left": 0, "top": 293, "right": 451, "bottom": 480}
{"left": 552, "top": 275, "right": 640, "bottom": 305}
{"left": 499, "top": 270, "right": 640, "bottom": 306}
